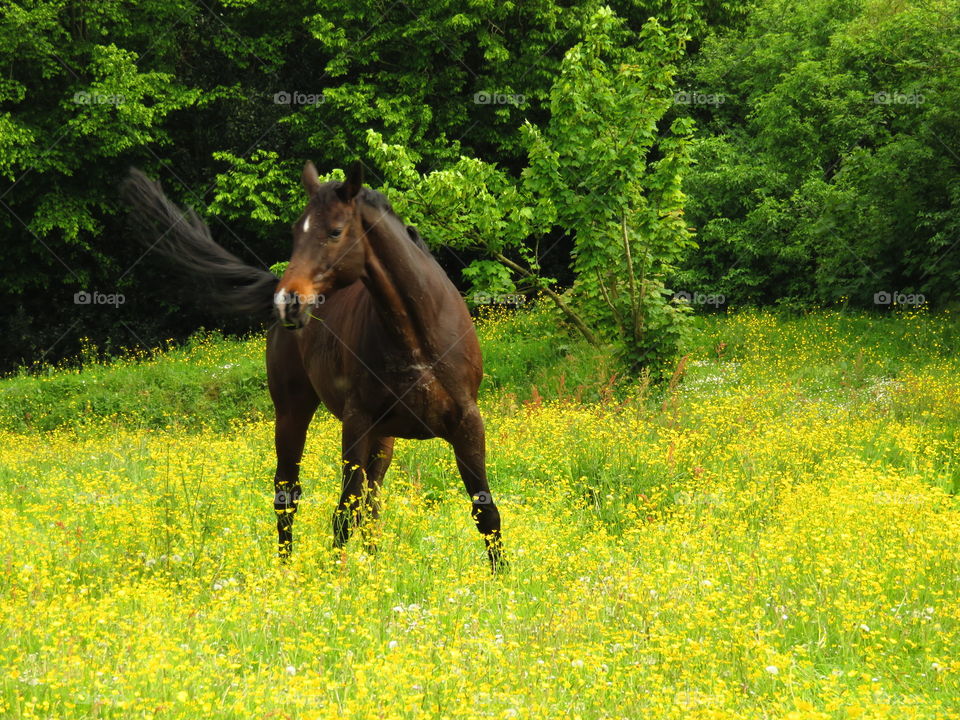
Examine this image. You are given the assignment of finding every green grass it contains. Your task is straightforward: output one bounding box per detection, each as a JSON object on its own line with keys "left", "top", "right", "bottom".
{"left": 0, "top": 304, "right": 614, "bottom": 432}
{"left": 5, "top": 305, "right": 960, "bottom": 435}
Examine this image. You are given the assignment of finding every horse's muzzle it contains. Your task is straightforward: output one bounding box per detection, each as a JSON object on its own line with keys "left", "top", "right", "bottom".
{"left": 275, "top": 289, "right": 308, "bottom": 330}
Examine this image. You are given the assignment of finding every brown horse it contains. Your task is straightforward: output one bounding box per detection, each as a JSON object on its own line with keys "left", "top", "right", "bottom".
{"left": 122, "top": 162, "right": 504, "bottom": 571}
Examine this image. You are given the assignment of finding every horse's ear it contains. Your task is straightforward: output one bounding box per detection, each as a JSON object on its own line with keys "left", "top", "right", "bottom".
{"left": 339, "top": 161, "right": 363, "bottom": 202}
{"left": 302, "top": 161, "right": 320, "bottom": 196}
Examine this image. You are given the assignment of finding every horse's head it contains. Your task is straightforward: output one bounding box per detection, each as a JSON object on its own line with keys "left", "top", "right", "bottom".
{"left": 274, "top": 161, "right": 367, "bottom": 329}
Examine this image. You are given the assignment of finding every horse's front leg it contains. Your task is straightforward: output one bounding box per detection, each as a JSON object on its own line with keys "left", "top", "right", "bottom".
{"left": 273, "top": 403, "right": 317, "bottom": 560}
{"left": 268, "top": 332, "right": 319, "bottom": 561}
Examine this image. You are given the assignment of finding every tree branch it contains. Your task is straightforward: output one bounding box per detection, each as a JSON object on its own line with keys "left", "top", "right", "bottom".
{"left": 493, "top": 251, "right": 600, "bottom": 346}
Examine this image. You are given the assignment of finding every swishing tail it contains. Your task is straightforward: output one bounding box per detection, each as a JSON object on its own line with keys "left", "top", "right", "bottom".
{"left": 121, "top": 168, "right": 276, "bottom": 320}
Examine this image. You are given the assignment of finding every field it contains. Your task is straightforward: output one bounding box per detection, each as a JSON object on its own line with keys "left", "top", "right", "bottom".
{"left": 2, "top": 308, "right": 960, "bottom": 719}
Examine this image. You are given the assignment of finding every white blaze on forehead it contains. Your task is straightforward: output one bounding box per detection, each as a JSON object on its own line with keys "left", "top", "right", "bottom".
{"left": 302, "top": 215, "right": 311, "bottom": 233}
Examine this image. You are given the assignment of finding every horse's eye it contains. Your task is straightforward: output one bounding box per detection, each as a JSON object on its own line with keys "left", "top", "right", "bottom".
{"left": 329, "top": 228, "right": 342, "bottom": 239}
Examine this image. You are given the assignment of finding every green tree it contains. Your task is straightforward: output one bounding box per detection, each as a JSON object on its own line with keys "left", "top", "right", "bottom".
{"left": 371, "top": 7, "right": 697, "bottom": 373}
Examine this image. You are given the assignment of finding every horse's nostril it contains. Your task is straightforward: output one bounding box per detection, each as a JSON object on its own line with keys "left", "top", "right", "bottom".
{"left": 275, "top": 288, "right": 313, "bottom": 330}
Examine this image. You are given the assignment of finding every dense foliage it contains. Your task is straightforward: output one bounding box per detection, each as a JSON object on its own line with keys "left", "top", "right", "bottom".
{"left": 674, "top": 0, "right": 960, "bottom": 308}
{"left": 1, "top": 0, "right": 956, "bottom": 370}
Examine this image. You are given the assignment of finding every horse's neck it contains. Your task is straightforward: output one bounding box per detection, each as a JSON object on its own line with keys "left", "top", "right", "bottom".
{"left": 360, "top": 208, "right": 442, "bottom": 360}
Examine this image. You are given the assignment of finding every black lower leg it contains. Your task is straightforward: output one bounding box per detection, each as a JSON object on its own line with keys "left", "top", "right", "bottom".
{"left": 451, "top": 407, "right": 506, "bottom": 573}
{"left": 333, "top": 468, "right": 365, "bottom": 548}
{"left": 274, "top": 478, "right": 301, "bottom": 559}
{"left": 332, "top": 420, "right": 372, "bottom": 551}
{"left": 472, "top": 492, "right": 504, "bottom": 571}
{"left": 357, "top": 437, "right": 392, "bottom": 553}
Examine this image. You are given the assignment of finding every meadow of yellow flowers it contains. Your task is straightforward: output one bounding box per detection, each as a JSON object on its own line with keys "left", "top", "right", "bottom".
{"left": 1, "top": 309, "right": 959, "bottom": 719}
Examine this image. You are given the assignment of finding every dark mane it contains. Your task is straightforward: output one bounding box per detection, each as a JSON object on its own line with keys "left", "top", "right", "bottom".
{"left": 313, "top": 181, "right": 431, "bottom": 254}
{"left": 359, "top": 186, "right": 431, "bottom": 254}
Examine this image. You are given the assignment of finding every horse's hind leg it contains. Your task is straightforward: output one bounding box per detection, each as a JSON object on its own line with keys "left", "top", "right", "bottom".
{"left": 359, "top": 436, "right": 395, "bottom": 552}
{"left": 332, "top": 416, "right": 372, "bottom": 549}
{"left": 268, "top": 329, "right": 319, "bottom": 560}
{"left": 448, "top": 405, "right": 504, "bottom": 572}
{"left": 332, "top": 415, "right": 395, "bottom": 548}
